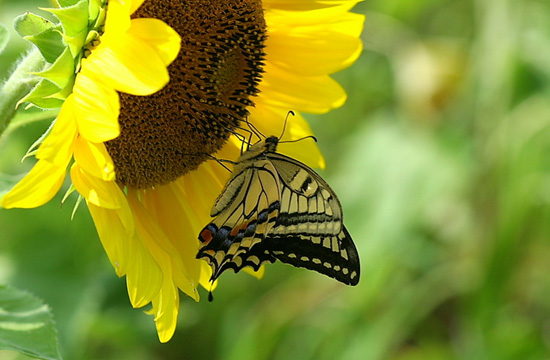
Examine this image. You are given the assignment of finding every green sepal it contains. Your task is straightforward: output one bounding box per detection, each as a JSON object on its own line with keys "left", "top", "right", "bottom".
{"left": 14, "top": 13, "right": 65, "bottom": 63}
{"left": 53, "top": 74, "right": 76, "bottom": 100}
{"left": 19, "top": 79, "right": 64, "bottom": 109}
{"left": 88, "top": 0, "right": 103, "bottom": 26}
{"left": 44, "top": 0, "right": 89, "bottom": 39}
{"left": 43, "top": 0, "right": 90, "bottom": 57}
{"left": 58, "top": 0, "right": 82, "bottom": 8}
{"left": 23, "top": 26, "right": 65, "bottom": 64}
{"left": 33, "top": 47, "right": 76, "bottom": 89}
{"left": 0, "top": 23, "right": 9, "bottom": 53}
{"left": 60, "top": 29, "right": 89, "bottom": 58}
{"left": 21, "top": 119, "right": 55, "bottom": 162}
{"left": 71, "top": 193, "right": 84, "bottom": 220}
{"left": 13, "top": 12, "right": 55, "bottom": 38}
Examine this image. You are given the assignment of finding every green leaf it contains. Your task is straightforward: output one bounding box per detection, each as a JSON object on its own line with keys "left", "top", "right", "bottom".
{"left": 0, "top": 285, "right": 61, "bottom": 360}
{"left": 0, "top": 174, "right": 20, "bottom": 202}
{"left": 0, "top": 23, "right": 8, "bottom": 53}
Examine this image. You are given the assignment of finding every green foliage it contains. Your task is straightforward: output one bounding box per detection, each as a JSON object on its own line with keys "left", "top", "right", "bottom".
{"left": 1, "top": 0, "right": 550, "bottom": 359}
{"left": 0, "top": 285, "right": 60, "bottom": 360}
{"left": 0, "top": 23, "right": 8, "bottom": 54}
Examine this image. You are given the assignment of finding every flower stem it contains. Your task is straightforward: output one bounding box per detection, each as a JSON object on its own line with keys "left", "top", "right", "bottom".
{"left": 0, "top": 49, "right": 44, "bottom": 137}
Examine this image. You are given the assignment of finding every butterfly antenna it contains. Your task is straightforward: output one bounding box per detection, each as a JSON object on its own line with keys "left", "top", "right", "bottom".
{"left": 279, "top": 110, "right": 295, "bottom": 140}
{"left": 279, "top": 135, "right": 318, "bottom": 144}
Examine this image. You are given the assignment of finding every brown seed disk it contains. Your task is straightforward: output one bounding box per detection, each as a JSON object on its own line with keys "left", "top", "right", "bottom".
{"left": 105, "top": 0, "right": 266, "bottom": 188}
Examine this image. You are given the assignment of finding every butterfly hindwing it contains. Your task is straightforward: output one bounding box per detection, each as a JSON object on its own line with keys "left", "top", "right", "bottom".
{"left": 197, "top": 136, "right": 360, "bottom": 286}
{"left": 269, "top": 153, "right": 343, "bottom": 237}
{"left": 265, "top": 227, "right": 359, "bottom": 285}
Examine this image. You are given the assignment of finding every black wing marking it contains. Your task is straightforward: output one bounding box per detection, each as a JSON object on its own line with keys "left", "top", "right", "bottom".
{"left": 263, "top": 226, "right": 360, "bottom": 285}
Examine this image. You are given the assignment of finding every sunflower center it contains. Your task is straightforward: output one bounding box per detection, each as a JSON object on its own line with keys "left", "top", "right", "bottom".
{"left": 105, "top": 0, "right": 266, "bottom": 188}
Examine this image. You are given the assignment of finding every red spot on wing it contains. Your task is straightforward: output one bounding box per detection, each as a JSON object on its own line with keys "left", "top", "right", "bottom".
{"left": 230, "top": 221, "right": 251, "bottom": 237}
{"left": 200, "top": 228, "right": 213, "bottom": 244}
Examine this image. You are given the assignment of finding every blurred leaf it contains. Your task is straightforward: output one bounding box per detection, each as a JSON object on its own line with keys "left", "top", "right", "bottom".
{"left": 0, "top": 174, "right": 21, "bottom": 202}
{"left": 0, "top": 23, "right": 8, "bottom": 54}
{"left": 0, "top": 285, "right": 61, "bottom": 360}
{"left": 10, "top": 108, "right": 58, "bottom": 128}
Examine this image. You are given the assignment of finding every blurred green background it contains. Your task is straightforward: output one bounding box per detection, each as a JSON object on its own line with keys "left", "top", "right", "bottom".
{"left": 2, "top": 0, "right": 550, "bottom": 359}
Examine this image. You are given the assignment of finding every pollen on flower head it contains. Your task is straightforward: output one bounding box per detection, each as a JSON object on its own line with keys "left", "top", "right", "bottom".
{"left": 105, "top": 0, "right": 267, "bottom": 188}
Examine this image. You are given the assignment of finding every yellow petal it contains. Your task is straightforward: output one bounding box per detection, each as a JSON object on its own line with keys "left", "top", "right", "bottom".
{"left": 264, "top": 0, "right": 362, "bottom": 11}
{"left": 267, "top": 5, "right": 364, "bottom": 36}
{"left": 243, "top": 265, "right": 265, "bottom": 279}
{"left": 179, "top": 164, "right": 227, "bottom": 228}
{"left": 129, "top": 0, "right": 146, "bottom": 15}
{"left": 73, "top": 70, "right": 120, "bottom": 143}
{"left": 137, "top": 187, "right": 201, "bottom": 300}
{"left": 103, "top": 0, "right": 131, "bottom": 36}
{"left": 84, "top": 35, "right": 170, "bottom": 95}
{"left": 36, "top": 95, "right": 78, "bottom": 165}
{"left": 87, "top": 203, "right": 135, "bottom": 277}
{"left": 70, "top": 163, "right": 124, "bottom": 209}
{"left": 128, "top": 18, "right": 181, "bottom": 66}
{"left": 73, "top": 137, "right": 115, "bottom": 181}
{"left": 322, "top": 11, "right": 365, "bottom": 37}
{"left": 151, "top": 281, "right": 179, "bottom": 343}
{"left": 1, "top": 160, "right": 66, "bottom": 209}
{"left": 126, "top": 238, "right": 163, "bottom": 308}
{"left": 266, "top": 28, "right": 362, "bottom": 75}
{"left": 247, "top": 103, "right": 326, "bottom": 169}
{"left": 143, "top": 185, "right": 202, "bottom": 283}
{"left": 258, "top": 64, "right": 347, "bottom": 113}
{"left": 199, "top": 261, "right": 218, "bottom": 292}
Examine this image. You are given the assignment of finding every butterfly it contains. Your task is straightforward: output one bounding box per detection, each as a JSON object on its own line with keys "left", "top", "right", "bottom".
{"left": 196, "top": 135, "right": 360, "bottom": 289}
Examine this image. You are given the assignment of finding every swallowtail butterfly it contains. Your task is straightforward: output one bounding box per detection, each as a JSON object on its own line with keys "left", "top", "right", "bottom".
{"left": 197, "top": 135, "right": 360, "bottom": 290}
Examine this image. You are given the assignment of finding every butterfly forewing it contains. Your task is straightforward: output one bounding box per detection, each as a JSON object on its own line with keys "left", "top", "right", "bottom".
{"left": 198, "top": 155, "right": 281, "bottom": 280}
{"left": 197, "top": 136, "right": 360, "bottom": 286}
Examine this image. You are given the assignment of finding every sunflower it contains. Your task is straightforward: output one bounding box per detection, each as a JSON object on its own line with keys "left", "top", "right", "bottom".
{"left": 1, "top": 0, "right": 364, "bottom": 342}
